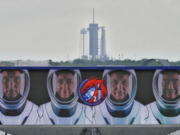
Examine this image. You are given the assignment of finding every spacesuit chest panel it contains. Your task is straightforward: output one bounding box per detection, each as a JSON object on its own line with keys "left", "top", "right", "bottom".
{"left": 150, "top": 102, "right": 180, "bottom": 124}
{"left": 99, "top": 101, "right": 140, "bottom": 124}
{"left": 45, "top": 102, "right": 84, "bottom": 125}
{"left": 0, "top": 100, "right": 34, "bottom": 125}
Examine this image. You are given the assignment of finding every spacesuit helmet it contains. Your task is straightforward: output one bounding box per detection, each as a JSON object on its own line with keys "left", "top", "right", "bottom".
{"left": 47, "top": 69, "right": 81, "bottom": 117}
{"left": 102, "top": 69, "right": 137, "bottom": 117}
{"left": 0, "top": 69, "right": 30, "bottom": 115}
{"left": 153, "top": 70, "right": 180, "bottom": 116}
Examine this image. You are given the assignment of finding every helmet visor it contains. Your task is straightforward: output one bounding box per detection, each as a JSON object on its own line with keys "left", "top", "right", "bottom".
{"left": 106, "top": 70, "right": 136, "bottom": 105}
{"left": 0, "top": 70, "right": 27, "bottom": 102}
{"left": 155, "top": 70, "right": 180, "bottom": 103}
{"left": 49, "top": 70, "right": 78, "bottom": 104}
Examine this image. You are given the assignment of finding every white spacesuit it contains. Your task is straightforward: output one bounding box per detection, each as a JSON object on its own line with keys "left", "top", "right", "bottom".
{"left": 85, "top": 69, "right": 148, "bottom": 124}
{"left": 38, "top": 69, "right": 86, "bottom": 125}
{"left": 145, "top": 70, "right": 180, "bottom": 124}
{"left": 0, "top": 69, "right": 39, "bottom": 125}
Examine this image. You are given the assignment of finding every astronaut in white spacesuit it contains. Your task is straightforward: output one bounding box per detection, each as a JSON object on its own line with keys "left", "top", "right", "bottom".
{"left": 38, "top": 69, "right": 85, "bottom": 125}
{"left": 0, "top": 69, "right": 39, "bottom": 125}
{"left": 145, "top": 70, "right": 180, "bottom": 124}
{"left": 85, "top": 69, "right": 148, "bottom": 124}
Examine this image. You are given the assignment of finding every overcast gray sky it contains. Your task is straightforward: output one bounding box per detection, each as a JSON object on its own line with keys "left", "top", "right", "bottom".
{"left": 0, "top": 0, "right": 180, "bottom": 61}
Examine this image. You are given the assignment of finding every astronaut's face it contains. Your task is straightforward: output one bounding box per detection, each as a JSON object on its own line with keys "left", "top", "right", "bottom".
{"left": 161, "top": 72, "right": 180, "bottom": 101}
{"left": 2, "top": 70, "right": 22, "bottom": 101}
{"left": 110, "top": 71, "right": 130, "bottom": 102}
{"left": 55, "top": 71, "right": 75, "bottom": 101}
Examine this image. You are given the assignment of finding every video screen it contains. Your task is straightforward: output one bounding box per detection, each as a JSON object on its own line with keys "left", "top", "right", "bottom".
{"left": 0, "top": 68, "right": 179, "bottom": 125}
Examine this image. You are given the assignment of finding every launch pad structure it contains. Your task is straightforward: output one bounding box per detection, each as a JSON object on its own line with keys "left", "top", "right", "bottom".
{"left": 80, "top": 9, "right": 109, "bottom": 61}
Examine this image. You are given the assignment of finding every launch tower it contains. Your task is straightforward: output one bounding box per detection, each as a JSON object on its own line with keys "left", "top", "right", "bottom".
{"left": 80, "top": 9, "right": 108, "bottom": 61}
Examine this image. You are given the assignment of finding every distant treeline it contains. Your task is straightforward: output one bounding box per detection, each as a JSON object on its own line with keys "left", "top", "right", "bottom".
{"left": 0, "top": 59, "right": 180, "bottom": 66}
{"left": 49, "top": 59, "right": 180, "bottom": 66}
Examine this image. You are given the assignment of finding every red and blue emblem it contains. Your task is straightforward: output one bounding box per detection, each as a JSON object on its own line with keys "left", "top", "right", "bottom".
{"left": 78, "top": 77, "right": 107, "bottom": 106}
